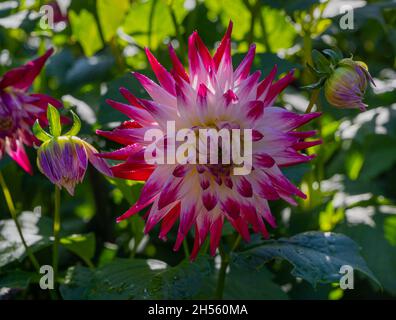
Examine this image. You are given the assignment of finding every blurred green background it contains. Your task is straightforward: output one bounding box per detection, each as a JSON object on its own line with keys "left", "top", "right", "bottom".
{"left": 0, "top": 0, "right": 396, "bottom": 300}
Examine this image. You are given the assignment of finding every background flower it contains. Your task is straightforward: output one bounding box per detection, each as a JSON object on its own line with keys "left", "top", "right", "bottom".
{"left": 0, "top": 49, "right": 61, "bottom": 174}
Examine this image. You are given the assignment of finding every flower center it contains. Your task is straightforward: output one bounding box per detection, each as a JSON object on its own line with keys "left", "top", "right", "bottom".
{"left": 0, "top": 116, "right": 14, "bottom": 133}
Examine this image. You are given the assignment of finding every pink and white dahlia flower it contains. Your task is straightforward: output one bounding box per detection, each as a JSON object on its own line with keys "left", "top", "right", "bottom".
{"left": 98, "top": 22, "right": 321, "bottom": 260}
{"left": 0, "top": 49, "right": 61, "bottom": 174}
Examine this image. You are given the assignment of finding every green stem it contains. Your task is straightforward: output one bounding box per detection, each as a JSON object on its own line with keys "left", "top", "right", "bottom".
{"left": 148, "top": 0, "right": 158, "bottom": 48}
{"left": 258, "top": 7, "right": 271, "bottom": 52}
{"left": 243, "top": 0, "right": 261, "bottom": 44}
{"left": 215, "top": 255, "right": 228, "bottom": 299}
{"left": 168, "top": 1, "right": 186, "bottom": 57}
{"left": 215, "top": 235, "right": 242, "bottom": 299}
{"left": 305, "top": 88, "right": 320, "bottom": 113}
{"left": 183, "top": 239, "right": 190, "bottom": 259}
{"left": 0, "top": 172, "right": 40, "bottom": 272}
{"left": 52, "top": 186, "right": 61, "bottom": 282}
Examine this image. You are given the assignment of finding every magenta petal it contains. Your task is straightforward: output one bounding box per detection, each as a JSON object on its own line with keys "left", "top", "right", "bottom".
{"left": 0, "top": 48, "right": 54, "bottom": 90}
{"left": 82, "top": 141, "right": 113, "bottom": 177}
{"left": 7, "top": 140, "right": 32, "bottom": 174}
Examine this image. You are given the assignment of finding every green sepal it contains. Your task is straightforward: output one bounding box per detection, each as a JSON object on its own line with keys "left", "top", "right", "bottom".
{"left": 322, "top": 48, "right": 343, "bottom": 65}
{"left": 47, "top": 104, "right": 62, "bottom": 137}
{"left": 312, "top": 49, "right": 332, "bottom": 74}
{"left": 64, "top": 110, "right": 81, "bottom": 137}
{"left": 32, "top": 120, "right": 52, "bottom": 142}
{"left": 301, "top": 77, "right": 327, "bottom": 90}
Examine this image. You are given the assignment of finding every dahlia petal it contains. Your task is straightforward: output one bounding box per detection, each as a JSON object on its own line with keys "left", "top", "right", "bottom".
{"left": 216, "top": 37, "right": 233, "bottom": 91}
{"left": 246, "top": 100, "right": 265, "bottom": 121}
{"left": 174, "top": 199, "right": 197, "bottom": 251}
{"left": 251, "top": 172, "right": 280, "bottom": 200}
{"left": 98, "top": 144, "right": 143, "bottom": 160}
{"left": 213, "top": 21, "right": 233, "bottom": 69}
{"left": 145, "top": 48, "right": 176, "bottom": 95}
{"left": 254, "top": 152, "right": 275, "bottom": 168}
{"left": 82, "top": 141, "right": 113, "bottom": 177}
{"left": 288, "top": 130, "right": 317, "bottom": 139}
{"left": 119, "top": 87, "right": 145, "bottom": 109}
{"left": 193, "top": 33, "right": 214, "bottom": 72}
{"left": 137, "top": 166, "right": 171, "bottom": 205}
{"left": 96, "top": 128, "right": 147, "bottom": 145}
{"left": 145, "top": 199, "right": 176, "bottom": 233}
{"left": 236, "top": 71, "right": 261, "bottom": 104}
{"left": 220, "top": 197, "right": 240, "bottom": 219}
{"left": 202, "top": 190, "right": 218, "bottom": 211}
{"left": 6, "top": 139, "right": 32, "bottom": 174}
{"left": 264, "top": 70, "right": 295, "bottom": 106}
{"left": 132, "top": 72, "right": 176, "bottom": 107}
{"left": 236, "top": 177, "right": 253, "bottom": 198}
{"left": 292, "top": 139, "right": 322, "bottom": 151}
{"left": 29, "top": 93, "right": 62, "bottom": 110}
{"left": 168, "top": 45, "right": 189, "bottom": 82}
{"left": 223, "top": 89, "right": 238, "bottom": 107}
{"left": 159, "top": 203, "right": 181, "bottom": 240}
{"left": 138, "top": 99, "right": 176, "bottom": 128}
{"left": 234, "top": 44, "right": 256, "bottom": 85}
{"left": 116, "top": 196, "right": 156, "bottom": 223}
{"left": 0, "top": 48, "right": 53, "bottom": 90}
{"left": 106, "top": 99, "right": 156, "bottom": 126}
{"left": 230, "top": 216, "right": 251, "bottom": 242}
{"left": 209, "top": 216, "right": 223, "bottom": 256}
{"left": 257, "top": 65, "right": 277, "bottom": 99}
{"left": 274, "top": 149, "right": 316, "bottom": 167}
{"left": 158, "top": 178, "right": 184, "bottom": 210}
{"left": 261, "top": 107, "right": 321, "bottom": 131}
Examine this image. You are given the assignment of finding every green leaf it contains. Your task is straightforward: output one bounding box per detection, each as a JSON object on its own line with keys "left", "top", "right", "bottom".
{"left": 60, "top": 233, "right": 96, "bottom": 264}
{"left": 123, "top": 0, "right": 188, "bottom": 50}
{"left": 265, "top": 0, "right": 320, "bottom": 15}
{"left": 237, "top": 231, "right": 380, "bottom": 288}
{"left": 69, "top": 9, "right": 104, "bottom": 57}
{"left": 224, "top": 265, "right": 288, "bottom": 299}
{"left": 32, "top": 120, "right": 52, "bottom": 142}
{"left": 345, "top": 149, "right": 364, "bottom": 180}
{"left": 312, "top": 19, "right": 332, "bottom": 37}
{"left": 337, "top": 211, "right": 396, "bottom": 295}
{"left": 0, "top": 209, "right": 53, "bottom": 268}
{"left": 47, "top": 104, "right": 62, "bottom": 137}
{"left": 64, "top": 110, "right": 82, "bottom": 137}
{"left": 97, "top": 0, "right": 130, "bottom": 42}
{"left": 0, "top": 270, "right": 34, "bottom": 289}
{"left": 60, "top": 257, "right": 212, "bottom": 299}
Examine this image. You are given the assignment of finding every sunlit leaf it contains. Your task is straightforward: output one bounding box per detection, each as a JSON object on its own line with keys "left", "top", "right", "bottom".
{"left": 60, "top": 233, "right": 96, "bottom": 264}
{"left": 0, "top": 210, "right": 52, "bottom": 268}
{"left": 69, "top": 9, "right": 104, "bottom": 57}
{"left": 97, "top": 0, "right": 130, "bottom": 42}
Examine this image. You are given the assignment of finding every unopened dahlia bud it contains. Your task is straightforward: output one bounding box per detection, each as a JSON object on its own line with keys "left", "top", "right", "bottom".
{"left": 306, "top": 49, "right": 375, "bottom": 112}
{"left": 33, "top": 105, "right": 112, "bottom": 195}
{"left": 324, "top": 58, "right": 374, "bottom": 111}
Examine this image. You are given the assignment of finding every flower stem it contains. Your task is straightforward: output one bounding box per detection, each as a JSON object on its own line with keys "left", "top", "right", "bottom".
{"left": 215, "top": 235, "right": 242, "bottom": 299}
{"left": 215, "top": 247, "right": 229, "bottom": 300}
{"left": 168, "top": 1, "right": 186, "bottom": 58}
{"left": 0, "top": 171, "right": 40, "bottom": 272}
{"left": 183, "top": 239, "right": 190, "bottom": 259}
{"left": 305, "top": 88, "right": 320, "bottom": 113}
{"left": 52, "top": 186, "right": 61, "bottom": 282}
{"left": 148, "top": 0, "right": 158, "bottom": 48}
